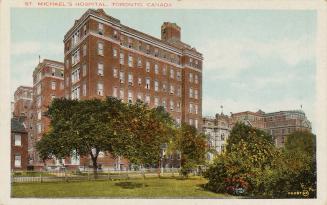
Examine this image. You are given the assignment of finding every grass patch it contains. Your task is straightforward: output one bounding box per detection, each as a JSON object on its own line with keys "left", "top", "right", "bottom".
{"left": 12, "top": 176, "right": 231, "bottom": 198}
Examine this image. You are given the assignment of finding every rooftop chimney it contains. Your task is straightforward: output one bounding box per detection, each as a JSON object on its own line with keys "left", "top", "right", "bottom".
{"left": 161, "top": 22, "right": 181, "bottom": 42}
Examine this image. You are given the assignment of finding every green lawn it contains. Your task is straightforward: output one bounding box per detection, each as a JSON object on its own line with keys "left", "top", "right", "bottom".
{"left": 12, "top": 176, "right": 230, "bottom": 198}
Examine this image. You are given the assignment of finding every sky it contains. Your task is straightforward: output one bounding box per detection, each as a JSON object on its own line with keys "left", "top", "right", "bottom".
{"left": 10, "top": 8, "right": 317, "bottom": 129}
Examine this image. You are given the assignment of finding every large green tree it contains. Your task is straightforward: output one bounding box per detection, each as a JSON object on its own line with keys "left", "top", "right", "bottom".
{"left": 204, "top": 124, "right": 317, "bottom": 198}
{"left": 37, "top": 97, "right": 128, "bottom": 178}
{"left": 117, "top": 101, "right": 176, "bottom": 167}
{"left": 204, "top": 123, "right": 277, "bottom": 195}
{"left": 36, "top": 98, "right": 177, "bottom": 178}
{"left": 174, "top": 123, "right": 207, "bottom": 177}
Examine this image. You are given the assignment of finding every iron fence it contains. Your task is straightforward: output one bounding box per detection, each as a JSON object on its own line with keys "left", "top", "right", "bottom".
{"left": 12, "top": 168, "right": 182, "bottom": 183}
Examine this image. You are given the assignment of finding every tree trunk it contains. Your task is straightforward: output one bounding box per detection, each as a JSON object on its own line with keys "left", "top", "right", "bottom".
{"left": 90, "top": 151, "right": 98, "bottom": 179}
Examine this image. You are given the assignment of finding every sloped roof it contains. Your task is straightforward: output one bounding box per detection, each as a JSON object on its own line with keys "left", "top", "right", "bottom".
{"left": 11, "top": 118, "right": 27, "bottom": 133}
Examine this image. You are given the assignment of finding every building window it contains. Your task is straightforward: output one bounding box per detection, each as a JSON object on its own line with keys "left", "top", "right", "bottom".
{"left": 72, "top": 30, "right": 80, "bottom": 46}
{"left": 128, "top": 38, "right": 133, "bottom": 48}
{"left": 170, "top": 85, "right": 174, "bottom": 95}
{"left": 154, "top": 64, "right": 159, "bottom": 74}
{"left": 119, "top": 89, "right": 124, "bottom": 100}
{"left": 146, "top": 44, "right": 150, "bottom": 54}
{"left": 162, "top": 99, "right": 167, "bottom": 110}
{"left": 97, "top": 83, "right": 103, "bottom": 96}
{"left": 189, "top": 88, "right": 193, "bottom": 98}
{"left": 194, "top": 90, "right": 198, "bottom": 99}
{"left": 189, "top": 118, "right": 193, "bottom": 126}
{"left": 154, "top": 97, "right": 159, "bottom": 107}
{"left": 82, "top": 64, "right": 87, "bottom": 77}
{"left": 145, "top": 78, "right": 150, "bottom": 90}
{"left": 177, "top": 71, "right": 181, "bottom": 81}
{"left": 113, "top": 30, "right": 118, "bottom": 39}
{"left": 154, "top": 48, "right": 159, "bottom": 57}
{"left": 82, "top": 83, "right": 86, "bottom": 96}
{"left": 113, "top": 48, "right": 117, "bottom": 57}
{"left": 170, "top": 100, "right": 174, "bottom": 111}
{"left": 51, "top": 95, "right": 56, "bottom": 101}
{"left": 72, "top": 49, "right": 80, "bottom": 65}
{"left": 37, "top": 123, "right": 42, "bottom": 134}
{"left": 195, "top": 104, "right": 198, "bottom": 114}
{"left": 128, "top": 90, "right": 133, "bottom": 103}
{"left": 71, "top": 86, "right": 80, "bottom": 100}
{"left": 154, "top": 81, "right": 159, "bottom": 92}
{"left": 51, "top": 81, "right": 56, "bottom": 90}
{"left": 137, "top": 93, "right": 142, "bottom": 101}
{"left": 162, "top": 65, "right": 167, "bottom": 75}
{"left": 83, "top": 44, "right": 87, "bottom": 56}
{"left": 170, "top": 68, "right": 174, "bottom": 79}
{"left": 98, "top": 42, "right": 104, "bottom": 56}
{"left": 145, "top": 95, "right": 150, "bottom": 104}
{"left": 176, "top": 117, "right": 181, "bottom": 125}
{"left": 37, "top": 110, "right": 41, "bottom": 120}
{"left": 138, "top": 77, "right": 142, "bottom": 85}
{"left": 189, "top": 103, "right": 193, "bottom": 113}
{"left": 119, "top": 71, "right": 124, "bottom": 83}
{"left": 189, "top": 73, "right": 193, "bottom": 83}
{"left": 14, "top": 154, "right": 21, "bottom": 168}
{"left": 195, "top": 74, "right": 198, "bottom": 84}
{"left": 113, "top": 87, "right": 118, "bottom": 98}
{"left": 60, "top": 82, "right": 64, "bottom": 90}
{"left": 113, "top": 68, "right": 118, "bottom": 78}
{"left": 14, "top": 134, "right": 21, "bottom": 146}
{"left": 98, "top": 63, "right": 104, "bottom": 76}
{"left": 177, "top": 102, "right": 181, "bottom": 112}
{"left": 177, "top": 86, "right": 181, "bottom": 97}
{"left": 195, "top": 119, "right": 198, "bottom": 129}
{"left": 120, "top": 53, "right": 124, "bottom": 65}
{"left": 162, "top": 83, "right": 167, "bottom": 92}
{"left": 128, "top": 55, "right": 133, "bottom": 67}
{"left": 128, "top": 73, "right": 133, "bottom": 86}
{"left": 98, "top": 23, "right": 104, "bottom": 35}
{"left": 71, "top": 67, "right": 80, "bottom": 84}
{"left": 146, "top": 61, "right": 150, "bottom": 72}
{"left": 51, "top": 68, "right": 55, "bottom": 76}
{"left": 137, "top": 58, "right": 142, "bottom": 67}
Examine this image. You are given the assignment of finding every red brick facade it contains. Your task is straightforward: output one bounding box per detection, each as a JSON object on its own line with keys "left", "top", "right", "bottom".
{"left": 11, "top": 118, "right": 28, "bottom": 170}
{"left": 62, "top": 9, "right": 203, "bottom": 169}
{"left": 13, "top": 86, "right": 34, "bottom": 164}
{"left": 31, "top": 59, "right": 64, "bottom": 165}
{"left": 63, "top": 9, "right": 203, "bottom": 129}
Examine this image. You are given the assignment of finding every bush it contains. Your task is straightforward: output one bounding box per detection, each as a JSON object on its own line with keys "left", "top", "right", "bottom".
{"left": 203, "top": 124, "right": 316, "bottom": 198}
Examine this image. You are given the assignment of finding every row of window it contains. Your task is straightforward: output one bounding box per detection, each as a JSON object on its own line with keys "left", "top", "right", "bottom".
{"left": 35, "top": 81, "right": 64, "bottom": 96}
{"left": 35, "top": 94, "right": 57, "bottom": 108}
{"left": 70, "top": 83, "right": 199, "bottom": 115}
{"left": 69, "top": 21, "right": 201, "bottom": 71}
{"left": 69, "top": 44, "right": 200, "bottom": 86}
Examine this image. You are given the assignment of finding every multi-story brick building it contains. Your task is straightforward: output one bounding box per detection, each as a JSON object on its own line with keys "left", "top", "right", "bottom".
{"left": 31, "top": 59, "right": 65, "bottom": 167}
{"left": 62, "top": 9, "right": 203, "bottom": 169}
{"left": 204, "top": 109, "right": 312, "bottom": 159}
{"left": 203, "top": 113, "right": 231, "bottom": 160}
{"left": 13, "top": 86, "right": 34, "bottom": 163}
{"left": 264, "top": 110, "right": 312, "bottom": 147}
{"left": 230, "top": 110, "right": 266, "bottom": 129}
{"left": 63, "top": 9, "right": 202, "bottom": 129}
{"left": 11, "top": 117, "right": 28, "bottom": 170}
{"left": 13, "top": 86, "right": 33, "bottom": 117}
